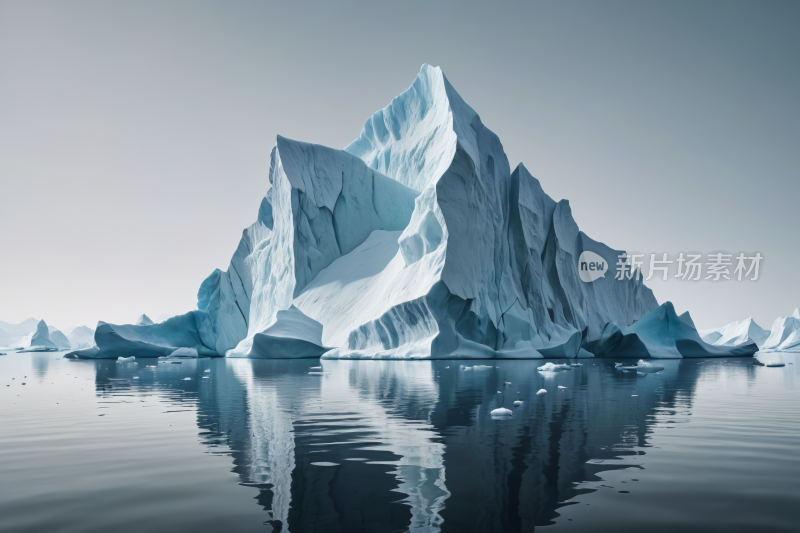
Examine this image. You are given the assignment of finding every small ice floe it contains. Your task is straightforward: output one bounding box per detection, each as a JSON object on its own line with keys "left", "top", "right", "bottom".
{"left": 491, "top": 407, "right": 513, "bottom": 417}
{"left": 183, "top": 377, "right": 192, "bottom": 381}
{"left": 463, "top": 367, "right": 472, "bottom": 371}
{"left": 344, "top": 458, "right": 368, "bottom": 461}
{"left": 473, "top": 365, "right": 492, "bottom": 370}
{"left": 310, "top": 366, "right": 321, "bottom": 370}
{"left": 538, "top": 362, "right": 570, "bottom": 372}
{"left": 513, "top": 400, "right": 523, "bottom": 407}
{"left": 505, "top": 381, "right": 512, "bottom": 385}
{"left": 766, "top": 362, "right": 786, "bottom": 367}
{"left": 133, "top": 377, "right": 140, "bottom": 380}
{"left": 310, "top": 462, "right": 339, "bottom": 467}
{"left": 536, "top": 389, "right": 547, "bottom": 395}
{"left": 158, "top": 360, "right": 182, "bottom": 364}
{"left": 558, "top": 385, "right": 567, "bottom": 389}
{"left": 308, "top": 371, "right": 331, "bottom": 375}
{"left": 569, "top": 363, "right": 582, "bottom": 367}
{"left": 170, "top": 347, "right": 198, "bottom": 358}
{"left": 204, "top": 369, "right": 210, "bottom": 373}
{"left": 632, "top": 360, "right": 664, "bottom": 372}
{"left": 117, "top": 356, "right": 135, "bottom": 363}
{"left": 202, "top": 376, "right": 209, "bottom": 378}
{"left": 497, "top": 391, "right": 502, "bottom": 394}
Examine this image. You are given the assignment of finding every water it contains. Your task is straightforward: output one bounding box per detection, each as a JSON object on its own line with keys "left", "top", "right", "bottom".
{"left": 1, "top": 352, "right": 798, "bottom": 532}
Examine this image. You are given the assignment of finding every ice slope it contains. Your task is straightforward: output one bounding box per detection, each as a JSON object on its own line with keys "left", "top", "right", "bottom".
{"left": 585, "top": 303, "right": 758, "bottom": 358}
{"left": 135, "top": 314, "right": 155, "bottom": 326}
{"left": 76, "top": 64, "right": 661, "bottom": 359}
{"left": 13, "top": 320, "right": 58, "bottom": 351}
{"left": 67, "top": 325, "right": 95, "bottom": 349}
{"left": 761, "top": 314, "right": 800, "bottom": 352}
{"left": 700, "top": 318, "right": 769, "bottom": 347}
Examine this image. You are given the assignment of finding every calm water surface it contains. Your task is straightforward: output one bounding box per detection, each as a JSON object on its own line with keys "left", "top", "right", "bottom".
{"left": 1, "top": 352, "right": 798, "bottom": 532}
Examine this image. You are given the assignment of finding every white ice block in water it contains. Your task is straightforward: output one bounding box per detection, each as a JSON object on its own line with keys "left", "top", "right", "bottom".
{"left": 513, "top": 400, "right": 523, "bottom": 406}
{"left": 491, "top": 407, "right": 513, "bottom": 417}
{"left": 558, "top": 386, "right": 567, "bottom": 389}
{"left": 183, "top": 377, "right": 192, "bottom": 380}
{"left": 117, "top": 356, "right": 135, "bottom": 362}
{"left": 536, "top": 389, "right": 547, "bottom": 395}
{"left": 538, "top": 362, "right": 570, "bottom": 372}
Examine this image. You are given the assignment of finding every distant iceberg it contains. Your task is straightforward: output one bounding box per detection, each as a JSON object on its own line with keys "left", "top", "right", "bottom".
{"left": 700, "top": 318, "right": 769, "bottom": 347}
{"left": 761, "top": 312, "right": 800, "bottom": 352}
{"left": 583, "top": 302, "right": 758, "bottom": 358}
{"left": 135, "top": 314, "right": 155, "bottom": 326}
{"left": 13, "top": 320, "right": 58, "bottom": 351}
{"left": 67, "top": 325, "right": 95, "bottom": 349}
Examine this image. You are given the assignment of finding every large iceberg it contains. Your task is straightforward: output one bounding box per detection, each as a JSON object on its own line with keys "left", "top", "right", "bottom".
{"left": 72, "top": 65, "right": 692, "bottom": 360}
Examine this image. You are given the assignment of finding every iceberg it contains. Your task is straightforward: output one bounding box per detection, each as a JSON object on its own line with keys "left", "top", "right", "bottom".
{"left": 761, "top": 313, "right": 800, "bottom": 352}
{"left": 700, "top": 318, "right": 769, "bottom": 347}
{"left": 66, "top": 325, "right": 95, "bottom": 349}
{"left": 47, "top": 327, "right": 72, "bottom": 350}
{"left": 66, "top": 313, "right": 218, "bottom": 359}
{"left": 585, "top": 303, "right": 758, "bottom": 358}
{"left": 135, "top": 314, "right": 155, "bottom": 326}
{"left": 13, "top": 320, "right": 58, "bottom": 351}
{"left": 76, "top": 65, "right": 670, "bottom": 360}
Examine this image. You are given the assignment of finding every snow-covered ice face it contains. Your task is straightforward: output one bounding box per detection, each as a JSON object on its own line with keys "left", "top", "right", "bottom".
{"left": 578, "top": 251, "right": 609, "bottom": 282}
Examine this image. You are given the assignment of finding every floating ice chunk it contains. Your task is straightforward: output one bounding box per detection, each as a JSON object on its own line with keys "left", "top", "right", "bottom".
{"left": 344, "top": 458, "right": 368, "bottom": 461}
{"left": 170, "top": 347, "right": 198, "bottom": 358}
{"left": 183, "top": 377, "right": 192, "bottom": 380}
{"left": 310, "top": 366, "right": 321, "bottom": 370}
{"left": 569, "top": 363, "right": 582, "bottom": 367}
{"left": 513, "top": 400, "right": 523, "bottom": 406}
{"left": 473, "top": 365, "right": 492, "bottom": 370}
{"left": 310, "top": 462, "right": 339, "bottom": 466}
{"left": 537, "top": 362, "right": 569, "bottom": 372}
{"left": 766, "top": 362, "right": 785, "bottom": 367}
{"left": 133, "top": 377, "right": 140, "bottom": 380}
{"left": 117, "top": 356, "right": 135, "bottom": 363}
{"left": 558, "top": 385, "right": 567, "bottom": 389}
{"left": 632, "top": 360, "right": 664, "bottom": 372}
{"left": 308, "top": 371, "right": 331, "bottom": 375}
{"left": 202, "top": 376, "right": 209, "bottom": 378}
{"left": 536, "top": 389, "right": 547, "bottom": 395}
{"left": 204, "top": 369, "right": 210, "bottom": 372}
{"left": 463, "top": 367, "right": 472, "bottom": 371}
{"left": 491, "top": 407, "right": 513, "bottom": 417}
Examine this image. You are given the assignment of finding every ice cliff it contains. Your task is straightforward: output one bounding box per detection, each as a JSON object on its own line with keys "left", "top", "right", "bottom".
{"left": 68, "top": 65, "right": 756, "bottom": 360}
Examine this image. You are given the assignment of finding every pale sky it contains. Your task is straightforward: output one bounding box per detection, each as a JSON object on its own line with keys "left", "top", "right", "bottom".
{"left": 1, "top": 0, "right": 798, "bottom": 332}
